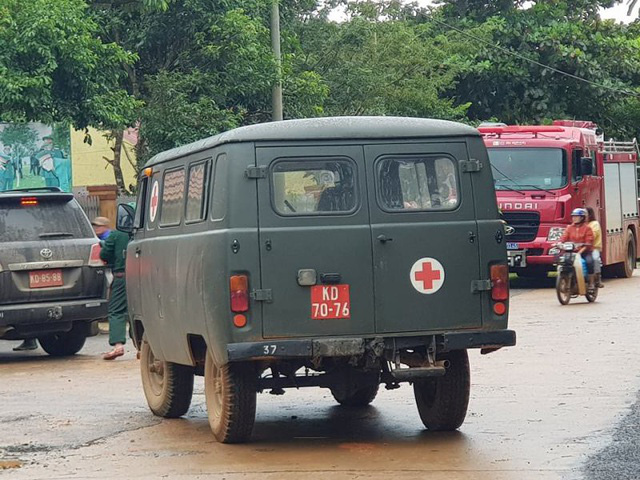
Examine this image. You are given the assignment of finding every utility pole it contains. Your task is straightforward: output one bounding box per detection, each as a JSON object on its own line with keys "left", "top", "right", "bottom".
{"left": 271, "top": 0, "right": 283, "bottom": 121}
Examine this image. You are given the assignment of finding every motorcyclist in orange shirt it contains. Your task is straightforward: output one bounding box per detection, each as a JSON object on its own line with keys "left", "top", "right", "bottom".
{"left": 558, "top": 208, "right": 595, "bottom": 289}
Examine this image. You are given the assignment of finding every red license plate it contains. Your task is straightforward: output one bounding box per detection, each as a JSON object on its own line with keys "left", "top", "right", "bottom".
{"left": 311, "top": 284, "right": 350, "bottom": 320}
{"left": 29, "top": 269, "right": 63, "bottom": 288}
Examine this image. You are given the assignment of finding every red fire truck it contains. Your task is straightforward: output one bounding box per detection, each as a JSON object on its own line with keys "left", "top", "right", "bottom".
{"left": 479, "top": 120, "right": 639, "bottom": 278}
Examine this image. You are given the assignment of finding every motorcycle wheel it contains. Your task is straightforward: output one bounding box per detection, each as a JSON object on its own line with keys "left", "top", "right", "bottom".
{"left": 556, "top": 274, "right": 572, "bottom": 305}
{"left": 586, "top": 285, "right": 599, "bottom": 303}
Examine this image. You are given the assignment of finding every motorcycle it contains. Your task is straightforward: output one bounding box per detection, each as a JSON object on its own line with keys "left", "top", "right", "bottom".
{"left": 555, "top": 242, "right": 599, "bottom": 305}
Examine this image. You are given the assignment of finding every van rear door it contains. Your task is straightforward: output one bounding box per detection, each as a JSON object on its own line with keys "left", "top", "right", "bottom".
{"left": 256, "top": 145, "right": 375, "bottom": 338}
{"left": 365, "top": 142, "right": 482, "bottom": 334}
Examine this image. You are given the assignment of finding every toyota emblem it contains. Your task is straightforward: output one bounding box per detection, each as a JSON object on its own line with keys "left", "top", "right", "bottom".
{"left": 40, "top": 248, "right": 53, "bottom": 259}
{"left": 504, "top": 225, "right": 516, "bottom": 236}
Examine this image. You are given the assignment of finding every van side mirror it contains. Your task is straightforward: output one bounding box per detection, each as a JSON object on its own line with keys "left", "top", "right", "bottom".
{"left": 580, "top": 157, "right": 593, "bottom": 176}
{"left": 117, "top": 203, "right": 135, "bottom": 234}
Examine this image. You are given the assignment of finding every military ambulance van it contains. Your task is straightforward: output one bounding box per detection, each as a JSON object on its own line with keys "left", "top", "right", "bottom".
{"left": 118, "top": 117, "right": 515, "bottom": 443}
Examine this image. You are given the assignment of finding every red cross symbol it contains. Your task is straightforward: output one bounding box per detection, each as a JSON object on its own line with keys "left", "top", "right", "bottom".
{"left": 414, "top": 261, "right": 442, "bottom": 290}
{"left": 150, "top": 192, "right": 158, "bottom": 211}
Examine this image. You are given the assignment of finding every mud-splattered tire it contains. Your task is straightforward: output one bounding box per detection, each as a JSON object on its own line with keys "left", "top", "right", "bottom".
{"left": 331, "top": 384, "right": 379, "bottom": 407}
{"left": 140, "top": 338, "right": 194, "bottom": 418}
{"left": 413, "top": 350, "right": 470, "bottom": 431}
{"left": 204, "top": 353, "right": 257, "bottom": 444}
{"left": 556, "top": 274, "right": 572, "bottom": 305}
{"left": 612, "top": 230, "right": 636, "bottom": 278}
{"left": 38, "top": 327, "right": 86, "bottom": 356}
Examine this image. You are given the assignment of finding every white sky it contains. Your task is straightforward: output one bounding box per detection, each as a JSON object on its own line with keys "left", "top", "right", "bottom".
{"left": 329, "top": 1, "right": 637, "bottom": 23}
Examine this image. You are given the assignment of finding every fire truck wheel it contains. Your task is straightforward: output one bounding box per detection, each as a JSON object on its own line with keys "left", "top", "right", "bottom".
{"left": 612, "top": 230, "right": 636, "bottom": 278}
{"left": 413, "top": 350, "right": 470, "bottom": 431}
{"left": 204, "top": 354, "right": 257, "bottom": 443}
{"left": 140, "top": 337, "right": 194, "bottom": 418}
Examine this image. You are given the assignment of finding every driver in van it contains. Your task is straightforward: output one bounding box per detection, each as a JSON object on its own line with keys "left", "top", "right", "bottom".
{"left": 557, "top": 208, "right": 595, "bottom": 288}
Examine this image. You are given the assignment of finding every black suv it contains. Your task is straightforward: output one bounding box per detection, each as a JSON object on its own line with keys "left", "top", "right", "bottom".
{"left": 0, "top": 188, "right": 108, "bottom": 355}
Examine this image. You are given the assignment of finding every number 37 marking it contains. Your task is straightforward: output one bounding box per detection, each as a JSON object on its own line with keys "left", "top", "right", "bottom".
{"left": 263, "top": 345, "right": 277, "bottom": 355}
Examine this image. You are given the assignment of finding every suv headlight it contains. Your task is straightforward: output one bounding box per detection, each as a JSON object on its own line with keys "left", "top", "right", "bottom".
{"left": 547, "top": 227, "right": 565, "bottom": 242}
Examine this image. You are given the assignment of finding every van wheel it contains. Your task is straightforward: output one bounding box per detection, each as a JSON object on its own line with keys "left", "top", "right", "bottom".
{"left": 38, "top": 327, "right": 87, "bottom": 356}
{"left": 413, "top": 350, "right": 470, "bottom": 431}
{"left": 331, "top": 384, "right": 379, "bottom": 407}
{"left": 140, "top": 338, "right": 194, "bottom": 418}
{"left": 204, "top": 353, "right": 257, "bottom": 443}
{"left": 612, "top": 230, "right": 636, "bottom": 278}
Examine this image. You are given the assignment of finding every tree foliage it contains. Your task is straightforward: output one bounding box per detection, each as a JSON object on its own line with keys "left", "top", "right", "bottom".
{"left": 3, "top": 0, "right": 640, "bottom": 172}
{"left": 0, "top": 0, "right": 139, "bottom": 129}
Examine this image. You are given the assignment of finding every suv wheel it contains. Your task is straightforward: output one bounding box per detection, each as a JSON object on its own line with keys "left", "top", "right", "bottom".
{"left": 204, "top": 353, "right": 256, "bottom": 443}
{"left": 140, "top": 337, "right": 194, "bottom": 418}
{"left": 38, "top": 326, "right": 87, "bottom": 357}
{"left": 413, "top": 349, "right": 470, "bottom": 431}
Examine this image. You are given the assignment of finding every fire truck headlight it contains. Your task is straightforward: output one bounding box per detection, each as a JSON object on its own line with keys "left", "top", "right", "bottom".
{"left": 547, "top": 227, "right": 565, "bottom": 242}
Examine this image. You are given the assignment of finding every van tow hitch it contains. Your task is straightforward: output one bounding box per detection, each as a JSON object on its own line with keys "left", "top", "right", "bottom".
{"left": 386, "top": 337, "right": 448, "bottom": 383}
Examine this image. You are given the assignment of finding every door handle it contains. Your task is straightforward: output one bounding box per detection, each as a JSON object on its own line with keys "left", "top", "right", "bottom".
{"left": 468, "top": 231, "right": 476, "bottom": 243}
{"left": 135, "top": 246, "right": 141, "bottom": 257}
{"left": 377, "top": 234, "right": 393, "bottom": 244}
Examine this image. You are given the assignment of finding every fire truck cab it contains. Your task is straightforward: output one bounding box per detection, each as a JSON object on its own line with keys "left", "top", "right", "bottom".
{"left": 479, "top": 120, "right": 639, "bottom": 278}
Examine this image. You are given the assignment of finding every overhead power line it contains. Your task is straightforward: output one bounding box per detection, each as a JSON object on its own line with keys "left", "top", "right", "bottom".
{"left": 429, "top": 15, "right": 640, "bottom": 98}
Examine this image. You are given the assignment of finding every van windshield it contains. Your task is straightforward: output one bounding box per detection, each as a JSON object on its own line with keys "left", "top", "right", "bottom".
{"left": 488, "top": 148, "right": 567, "bottom": 190}
{"left": 0, "top": 199, "right": 94, "bottom": 242}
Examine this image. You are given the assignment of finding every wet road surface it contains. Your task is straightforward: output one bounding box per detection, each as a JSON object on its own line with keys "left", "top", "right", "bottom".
{"left": 2, "top": 274, "right": 640, "bottom": 479}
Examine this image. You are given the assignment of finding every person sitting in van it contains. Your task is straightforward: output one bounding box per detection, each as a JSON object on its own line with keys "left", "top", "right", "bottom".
{"left": 586, "top": 207, "right": 604, "bottom": 288}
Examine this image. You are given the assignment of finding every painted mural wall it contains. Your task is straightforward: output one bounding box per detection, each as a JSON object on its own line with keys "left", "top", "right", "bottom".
{"left": 0, "top": 123, "right": 72, "bottom": 192}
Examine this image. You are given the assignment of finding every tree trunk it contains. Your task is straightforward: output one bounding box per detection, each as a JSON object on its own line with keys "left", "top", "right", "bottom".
{"left": 111, "top": 129, "right": 127, "bottom": 194}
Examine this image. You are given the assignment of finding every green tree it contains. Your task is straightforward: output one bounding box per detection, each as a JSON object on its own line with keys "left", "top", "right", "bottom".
{"left": 434, "top": 2, "right": 640, "bottom": 139}
{"left": 91, "top": 0, "right": 327, "bottom": 165}
{"left": 296, "top": 2, "right": 470, "bottom": 119}
{"left": 0, "top": 0, "right": 139, "bottom": 129}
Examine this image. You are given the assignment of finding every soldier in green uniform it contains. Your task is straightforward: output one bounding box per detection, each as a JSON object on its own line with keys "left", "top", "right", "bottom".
{"left": 0, "top": 145, "right": 16, "bottom": 191}
{"left": 99, "top": 226, "right": 131, "bottom": 360}
{"left": 35, "top": 136, "right": 71, "bottom": 191}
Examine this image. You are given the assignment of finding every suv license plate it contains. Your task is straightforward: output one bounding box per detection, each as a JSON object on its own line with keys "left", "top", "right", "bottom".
{"left": 311, "top": 285, "right": 351, "bottom": 320}
{"left": 29, "top": 269, "right": 63, "bottom": 288}
{"left": 506, "top": 242, "right": 519, "bottom": 250}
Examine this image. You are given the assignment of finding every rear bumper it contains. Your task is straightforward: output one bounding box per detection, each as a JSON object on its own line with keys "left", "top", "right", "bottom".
{"left": 227, "top": 329, "right": 516, "bottom": 362}
{"left": 0, "top": 299, "right": 108, "bottom": 338}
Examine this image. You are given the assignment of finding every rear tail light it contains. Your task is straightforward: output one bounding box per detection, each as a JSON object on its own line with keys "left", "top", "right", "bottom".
{"left": 230, "top": 275, "right": 249, "bottom": 313}
{"left": 21, "top": 197, "right": 38, "bottom": 206}
{"left": 490, "top": 264, "right": 509, "bottom": 301}
{"left": 88, "top": 243, "right": 104, "bottom": 267}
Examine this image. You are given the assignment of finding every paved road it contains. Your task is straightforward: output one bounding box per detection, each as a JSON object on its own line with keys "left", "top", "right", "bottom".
{"left": 1, "top": 274, "right": 640, "bottom": 479}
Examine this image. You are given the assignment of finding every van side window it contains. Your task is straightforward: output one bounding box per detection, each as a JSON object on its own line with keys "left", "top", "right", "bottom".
{"left": 271, "top": 159, "right": 357, "bottom": 215}
{"left": 185, "top": 162, "right": 208, "bottom": 223}
{"left": 378, "top": 156, "right": 458, "bottom": 211}
{"left": 211, "top": 154, "right": 227, "bottom": 221}
{"left": 160, "top": 168, "right": 186, "bottom": 226}
{"left": 133, "top": 176, "right": 147, "bottom": 229}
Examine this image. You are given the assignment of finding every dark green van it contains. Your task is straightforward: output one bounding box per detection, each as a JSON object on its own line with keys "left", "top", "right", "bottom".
{"left": 118, "top": 117, "right": 515, "bottom": 443}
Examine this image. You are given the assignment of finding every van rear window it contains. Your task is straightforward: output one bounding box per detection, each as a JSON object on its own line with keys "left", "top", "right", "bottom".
{"left": 271, "top": 160, "right": 357, "bottom": 215}
{"left": 0, "top": 199, "right": 94, "bottom": 242}
{"left": 377, "top": 156, "right": 459, "bottom": 211}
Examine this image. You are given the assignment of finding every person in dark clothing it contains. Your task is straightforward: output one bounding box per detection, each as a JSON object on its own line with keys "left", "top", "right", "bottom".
{"left": 99, "top": 229, "right": 130, "bottom": 360}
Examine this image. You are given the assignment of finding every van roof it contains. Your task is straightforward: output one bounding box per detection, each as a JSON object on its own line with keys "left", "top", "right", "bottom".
{"left": 145, "top": 116, "right": 479, "bottom": 167}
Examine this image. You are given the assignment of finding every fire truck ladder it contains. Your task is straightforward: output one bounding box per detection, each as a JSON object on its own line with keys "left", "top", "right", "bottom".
{"left": 601, "top": 138, "right": 640, "bottom": 156}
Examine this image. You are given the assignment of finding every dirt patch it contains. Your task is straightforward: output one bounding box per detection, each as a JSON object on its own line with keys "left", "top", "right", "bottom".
{"left": 0, "top": 460, "right": 22, "bottom": 470}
